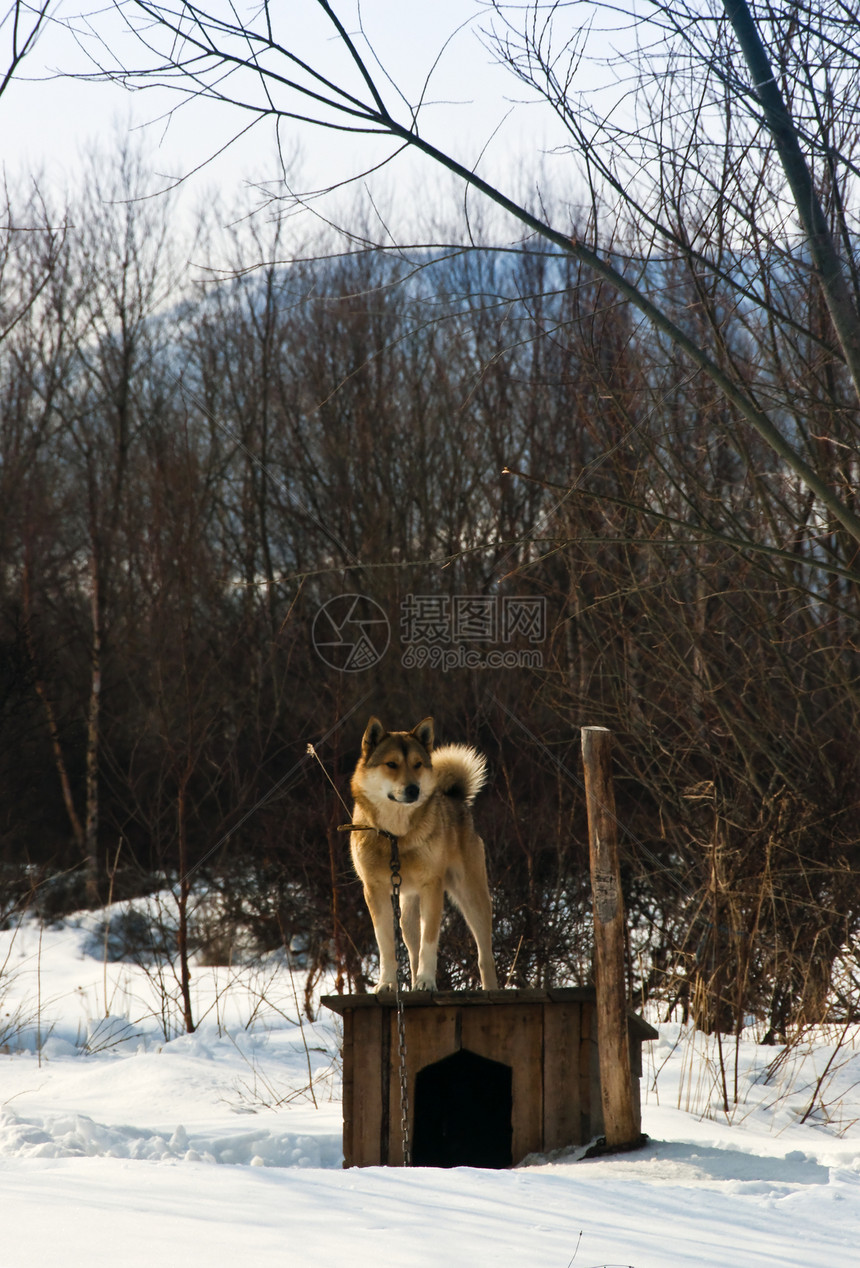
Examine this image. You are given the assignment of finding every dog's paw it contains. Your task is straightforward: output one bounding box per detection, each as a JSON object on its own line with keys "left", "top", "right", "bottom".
{"left": 374, "top": 979, "right": 397, "bottom": 994}
{"left": 413, "top": 975, "right": 436, "bottom": 991}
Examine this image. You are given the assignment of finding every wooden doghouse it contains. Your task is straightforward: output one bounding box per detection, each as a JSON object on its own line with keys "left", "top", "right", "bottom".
{"left": 322, "top": 988, "right": 658, "bottom": 1168}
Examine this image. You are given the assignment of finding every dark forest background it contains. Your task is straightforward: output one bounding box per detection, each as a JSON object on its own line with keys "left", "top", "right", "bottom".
{"left": 1, "top": 151, "right": 858, "bottom": 1039}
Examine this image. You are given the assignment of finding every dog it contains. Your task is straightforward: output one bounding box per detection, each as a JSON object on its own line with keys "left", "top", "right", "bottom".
{"left": 349, "top": 716, "right": 498, "bottom": 993}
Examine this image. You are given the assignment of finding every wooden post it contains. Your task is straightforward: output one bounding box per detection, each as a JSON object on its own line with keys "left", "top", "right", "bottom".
{"left": 581, "top": 726, "right": 638, "bottom": 1147}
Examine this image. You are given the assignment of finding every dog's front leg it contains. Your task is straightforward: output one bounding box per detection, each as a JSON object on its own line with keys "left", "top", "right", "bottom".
{"left": 413, "top": 880, "right": 444, "bottom": 991}
{"left": 400, "top": 893, "right": 421, "bottom": 987}
{"left": 364, "top": 883, "right": 398, "bottom": 993}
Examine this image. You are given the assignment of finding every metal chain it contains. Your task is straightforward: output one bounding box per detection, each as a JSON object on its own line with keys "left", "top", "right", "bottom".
{"left": 388, "top": 839, "right": 412, "bottom": 1167}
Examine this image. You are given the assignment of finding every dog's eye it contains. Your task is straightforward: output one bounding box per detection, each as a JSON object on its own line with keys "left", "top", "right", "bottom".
{"left": 386, "top": 760, "right": 398, "bottom": 769}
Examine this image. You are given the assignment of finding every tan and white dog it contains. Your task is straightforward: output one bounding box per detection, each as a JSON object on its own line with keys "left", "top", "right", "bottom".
{"left": 349, "top": 717, "right": 498, "bottom": 993}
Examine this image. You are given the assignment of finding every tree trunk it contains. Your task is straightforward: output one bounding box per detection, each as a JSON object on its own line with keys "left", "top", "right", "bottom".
{"left": 176, "top": 771, "right": 196, "bottom": 1035}
{"left": 85, "top": 555, "right": 101, "bottom": 906}
{"left": 22, "top": 556, "right": 86, "bottom": 856}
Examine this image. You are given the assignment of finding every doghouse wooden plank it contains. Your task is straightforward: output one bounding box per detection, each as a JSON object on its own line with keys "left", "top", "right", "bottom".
{"left": 349, "top": 1006, "right": 386, "bottom": 1167}
{"left": 384, "top": 1008, "right": 401, "bottom": 1166}
{"left": 543, "top": 1000, "right": 582, "bottom": 1151}
{"left": 629, "top": 1030, "right": 643, "bottom": 1129}
{"left": 579, "top": 999, "right": 601, "bottom": 1140}
{"left": 341, "top": 1009, "right": 354, "bottom": 1167}
{"left": 406, "top": 1004, "right": 460, "bottom": 1066}
{"left": 386, "top": 1013, "right": 411, "bottom": 1169}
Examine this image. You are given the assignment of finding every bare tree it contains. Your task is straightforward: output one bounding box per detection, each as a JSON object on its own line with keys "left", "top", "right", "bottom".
{"left": 76, "top": 0, "right": 860, "bottom": 551}
{"left": 0, "top": 1, "right": 52, "bottom": 100}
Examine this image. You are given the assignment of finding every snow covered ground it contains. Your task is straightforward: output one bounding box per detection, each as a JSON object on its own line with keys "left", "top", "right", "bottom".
{"left": 1, "top": 904, "right": 859, "bottom": 1267}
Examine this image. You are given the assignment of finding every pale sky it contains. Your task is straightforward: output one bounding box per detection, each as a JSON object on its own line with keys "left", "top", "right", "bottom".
{"left": 5, "top": 1, "right": 584, "bottom": 226}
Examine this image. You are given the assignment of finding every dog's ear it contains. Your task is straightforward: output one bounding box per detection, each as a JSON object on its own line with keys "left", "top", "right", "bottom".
{"left": 411, "top": 717, "right": 434, "bottom": 752}
{"left": 361, "top": 717, "right": 386, "bottom": 755}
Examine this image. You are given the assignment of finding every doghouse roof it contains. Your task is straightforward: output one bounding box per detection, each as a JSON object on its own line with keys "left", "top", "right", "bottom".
{"left": 321, "top": 986, "right": 659, "bottom": 1042}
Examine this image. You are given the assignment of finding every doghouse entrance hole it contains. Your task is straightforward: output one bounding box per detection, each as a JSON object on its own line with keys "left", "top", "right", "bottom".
{"left": 412, "top": 1047, "right": 513, "bottom": 1169}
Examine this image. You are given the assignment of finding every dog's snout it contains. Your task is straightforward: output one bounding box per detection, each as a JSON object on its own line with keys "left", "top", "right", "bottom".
{"left": 404, "top": 783, "right": 420, "bottom": 803}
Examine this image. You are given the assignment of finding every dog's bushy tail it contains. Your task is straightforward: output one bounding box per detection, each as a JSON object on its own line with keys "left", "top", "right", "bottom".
{"left": 432, "top": 744, "right": 487, "bottom": 806}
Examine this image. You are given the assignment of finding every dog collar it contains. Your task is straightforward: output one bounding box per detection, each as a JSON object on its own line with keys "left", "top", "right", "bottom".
{"left": 338, "top": 822, "right": 399, "bottom": 845}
